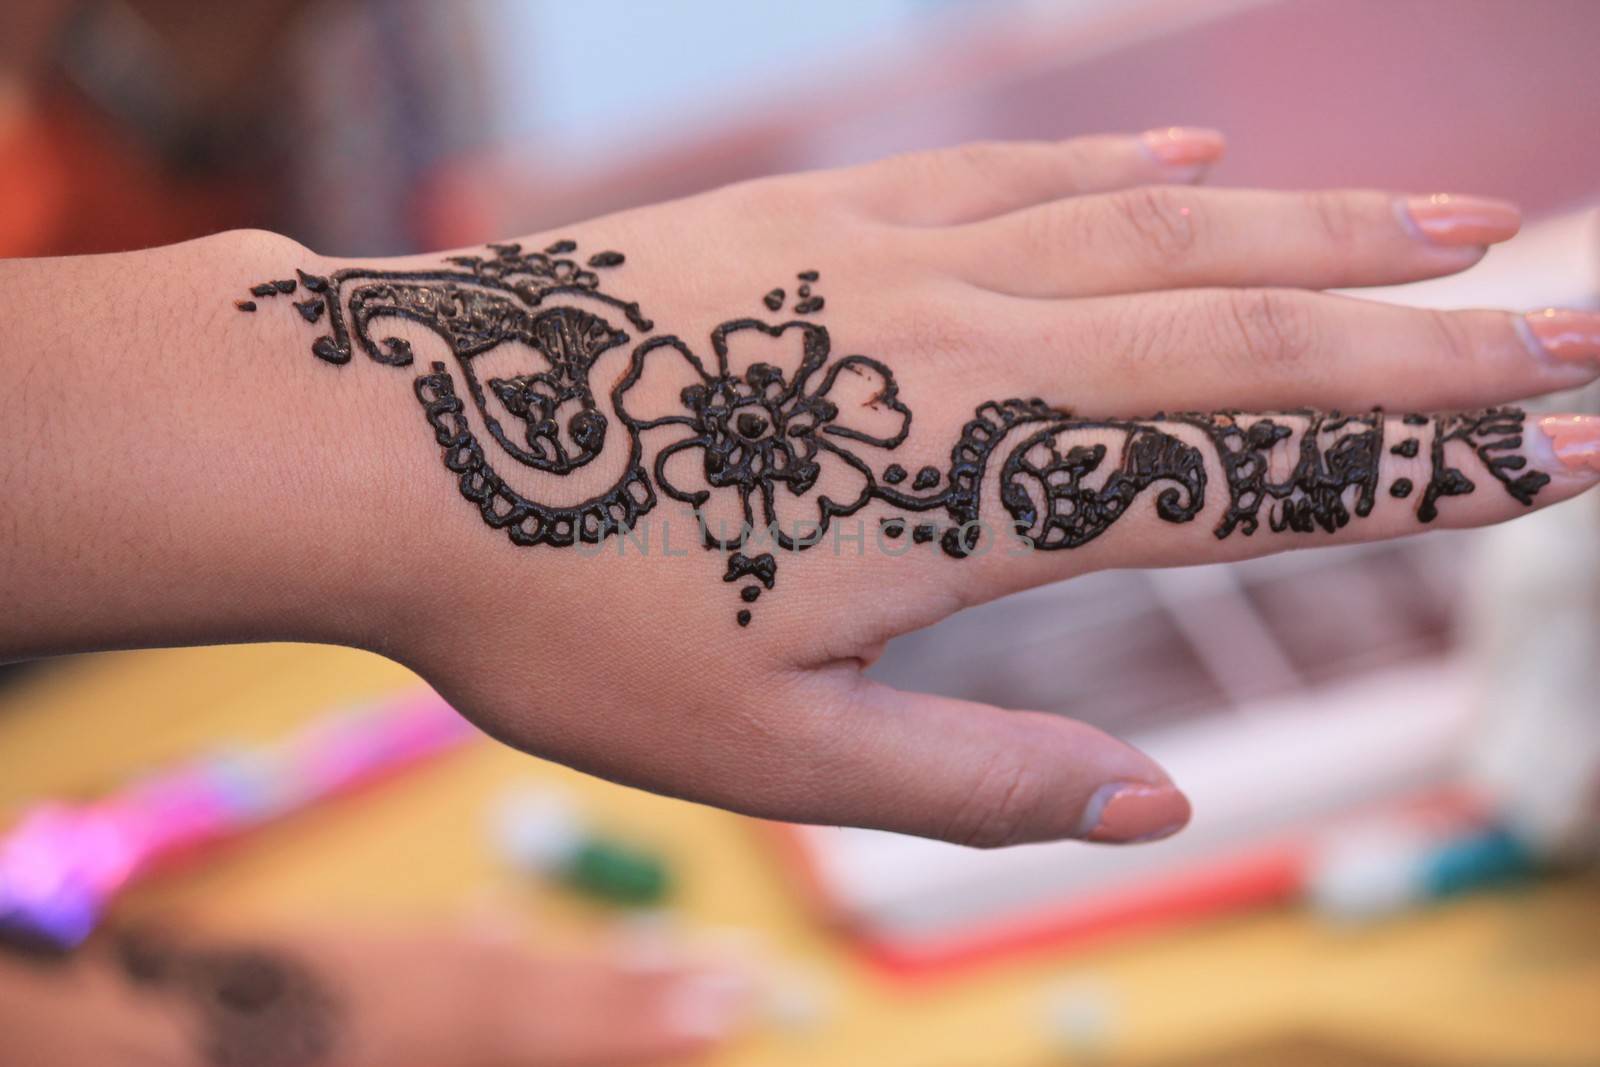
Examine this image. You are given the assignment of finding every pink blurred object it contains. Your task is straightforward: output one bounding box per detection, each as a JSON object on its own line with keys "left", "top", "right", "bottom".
{"left": 0, "top": 691, "right": 474, "bottom": 950}
{"left": 420, "top": 0, "right": 1600, "bottom": 247}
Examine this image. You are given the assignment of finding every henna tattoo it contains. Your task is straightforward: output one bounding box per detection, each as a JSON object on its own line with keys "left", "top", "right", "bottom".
{"left": 115, "top": 930, "right": 341, "bottom": 1067}
{"left": 240, "top": 244, "right": 1550, "bottom": 627}
{"left": 1175, "top": 410, "right": 1383, "bottom": 538}
{"left": 1418, "top": 408, "right": 1549, "bottom": 522}
{"left": 875, "top": 398, "right": 1209, "bottom": 559}
{"left": 723, "top": 551, "right": 777, "bottom": 588}
{"left": 416, "top": 361, "right": 654, "bottom": 547}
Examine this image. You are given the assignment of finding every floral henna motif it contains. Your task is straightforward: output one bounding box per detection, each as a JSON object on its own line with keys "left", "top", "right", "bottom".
{"left": 615, "top": 320, "right": 906, "bottom": 551}
{"left": 240, "top": 241, "right": 1549, "bottom": 628}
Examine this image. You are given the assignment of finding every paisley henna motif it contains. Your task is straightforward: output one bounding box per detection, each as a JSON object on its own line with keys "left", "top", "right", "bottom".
{"left": 241, "top": 242, "right": 1548, "bottom": 627}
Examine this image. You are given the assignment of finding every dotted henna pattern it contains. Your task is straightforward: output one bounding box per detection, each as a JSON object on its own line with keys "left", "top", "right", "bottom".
{"left": 241, "top": 242, "right": 1548, "bottom": 627}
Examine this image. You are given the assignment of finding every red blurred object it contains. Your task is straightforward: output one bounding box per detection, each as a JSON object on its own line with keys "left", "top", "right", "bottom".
{"left": 0, "top": 88, "right": 265, "bottom": 258}
{"left": 766, "top": 788, "right": 1489, "bottom": 980}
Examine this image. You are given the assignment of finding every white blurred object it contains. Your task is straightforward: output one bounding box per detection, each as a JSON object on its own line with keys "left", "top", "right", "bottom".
{"left": 1469, "top": 491, "right": 1600, "bottom": 860}
{"left": 1041, "top": 976, "right": 1120, "bottom": 1058}
{"left": 488, "top": 787, "right": 585, "bottom": 873}
{"left": 761, "top": 961, "right": 834, "bottom": 1035}
{"left": 1433, "top": 204, "right": 1600, "bottom": 861}
{"left": 1308, "top": 821, "right": 1435, "bottom": 921}
{"left": 1306, "top": 817, "right": 1533, "bottom": 922}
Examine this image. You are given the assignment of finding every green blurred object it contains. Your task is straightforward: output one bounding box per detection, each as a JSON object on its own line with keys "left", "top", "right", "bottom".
{"left": 563, "top": 839, "right": 672, "bottom": 907}
{"left": 490, "top": 787, "right": 672, "bottom": 908}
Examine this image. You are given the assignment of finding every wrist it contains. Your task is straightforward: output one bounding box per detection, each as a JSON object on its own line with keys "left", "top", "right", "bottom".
{"left": 0, "top": 230, "right": 424, "bottom": 659}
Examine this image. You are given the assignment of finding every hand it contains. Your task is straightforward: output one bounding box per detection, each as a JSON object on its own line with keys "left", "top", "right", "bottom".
{"left": 0, "top": 918, "right": 750, "bottom": 1067}
{"left": 146, "top": 130, "right": 1600, "bottom": 846}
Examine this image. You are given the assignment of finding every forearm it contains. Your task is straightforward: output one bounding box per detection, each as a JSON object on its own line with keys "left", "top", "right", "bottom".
{"left": 0, "top": 231, "right": 424, "bottom": 661}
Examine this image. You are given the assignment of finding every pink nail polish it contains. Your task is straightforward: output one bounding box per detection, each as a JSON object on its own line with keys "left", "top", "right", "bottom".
{"left": 1081, "top": 783, "right": 1191, "bottom": 844}
{"left": 1538, "top": 414, "right": 1600, "bottom": 473}
{"left": 1523, "top": 308, "right": 1600, "bottom": 364}
{"left": 1401, "top": 193, "right": 1521, "bottom": 246}
{"left": 1139, "top": 126, "right": 1225, "bottom": 167}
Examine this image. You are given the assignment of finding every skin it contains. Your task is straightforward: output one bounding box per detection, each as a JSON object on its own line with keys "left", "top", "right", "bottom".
{"left": 0, "top": 918, "right": 749, "bottom": 1066}
{"left": 4, "top": 131, "right": 1599, "bottom": 857}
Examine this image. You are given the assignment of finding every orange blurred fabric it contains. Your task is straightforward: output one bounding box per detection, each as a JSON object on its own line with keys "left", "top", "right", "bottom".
{"left": 0, "top": 90, "right": 264, "bottom": 258}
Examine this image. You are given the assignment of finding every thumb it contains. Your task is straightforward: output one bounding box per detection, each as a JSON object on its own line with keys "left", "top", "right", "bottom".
{"left": 777, "top": 672, "right": 1190, "bottom": 848}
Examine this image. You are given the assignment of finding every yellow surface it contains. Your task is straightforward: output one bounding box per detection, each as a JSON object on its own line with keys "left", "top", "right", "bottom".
{"left": 2, "top": 643, "right": 1598, "bottom": 1066}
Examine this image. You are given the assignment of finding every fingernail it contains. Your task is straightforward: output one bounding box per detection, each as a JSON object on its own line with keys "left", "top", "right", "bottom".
{"left": 1078, "top": 782, "right": 1191, "bottom": 844}
{"left": 1537, "top": 414, "right": 1600, "bottom": 473}
{"left": 1400, "top": 193, "right": 1521, "bottom": 246}
{"left": 662, "top": 969, "right": 753, "bottom": 1041}
{"left": 1521, "top": 308, "right": 1600, "bottom": 365}
{"left": 1139, "top": 126, "right": 1225, "bottom": 168}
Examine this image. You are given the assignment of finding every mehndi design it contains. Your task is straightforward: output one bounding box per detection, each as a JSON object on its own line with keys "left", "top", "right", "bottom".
{"left": 240, "top": 241, "right": 1548, "bottom": 627}
{"left": 116, "top": 930, "right": 340, "bottom": 1067}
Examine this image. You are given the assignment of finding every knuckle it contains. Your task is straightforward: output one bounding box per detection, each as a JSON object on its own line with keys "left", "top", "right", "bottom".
{"left": 1057, "top": 132, "right": 1118, "bottom": 167}
{"left": 1221, "top": 289, "right": 1319, "bottom": 370}
{"left": 1016, "top": 197, "right": 1094, "bottom": 267}
{"left": 1082, "top": 296, "right": 1172, "bottom": 380}
{"left": 1049, "top": 142, "right": 1096, "bottom": 193}
{"left": 1100, "top": 297, "right": 1163, "bottom": 371}
{"left": 725, "top": 173, "right": 822, "bottom": 219}
{"left": 871, "top": 148, "right": 933, "bottom": 187}
{"left": 897, "top": 297, "right": 970, "bottom": 367}
{"left": 932, "top": 140, "right": 1058, "bottom": 204}
{"left": 944, "top": 748, "right": 1046, "bottom": 848}
{"left": 1108, "top": 184, "right": 1203, "bottom": 263}
{"left": 1304, "top": 190, "right": 1364, "bottom": 250}
{"left": 1422, "top": 308, "right": 1478, "bottom": 366}
{"left": 946, "top": 140, "right": 1011, "bottom": 177}
{"left": 883, "top": 141, "right": 1003, "bottom": 188}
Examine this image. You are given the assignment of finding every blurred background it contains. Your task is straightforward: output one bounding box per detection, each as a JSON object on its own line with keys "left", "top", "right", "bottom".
{"left": 2, "top": 1, "right": 1599, "bottom": 1064}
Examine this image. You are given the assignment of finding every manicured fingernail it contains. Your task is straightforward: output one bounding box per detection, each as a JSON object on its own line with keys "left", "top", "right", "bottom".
{"left": 1522, "top": 308, "right": 1600, "bottom": 365}
{"left": 1537, "top": 414, "right": 1600, "bottom": 473}
{"left": 1400, "top": 193, "right": 1521, "bottom": 246}
{"left": 1079, "top": 782, "right": 1191, "bottom": 844}
{"left": 663, "top": 969, "right": 753, "bottom": 1041}
{"left": 1139, "top": 126, "right": 1225, "bottom": 168}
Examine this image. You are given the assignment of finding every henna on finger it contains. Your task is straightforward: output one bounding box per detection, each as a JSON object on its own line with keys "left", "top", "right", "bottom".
{"left": 240, "top": 244, "right": 1550, "bottom": 627}
{"left": 114, "top": 929, "right": 342, "bottom": 1067}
